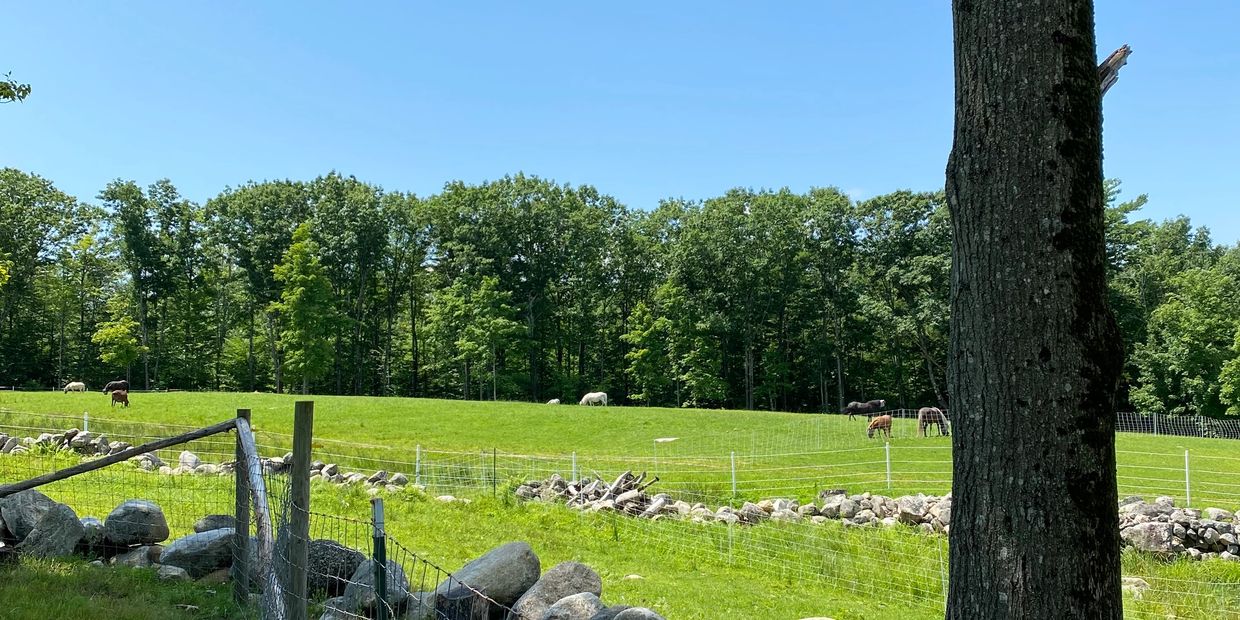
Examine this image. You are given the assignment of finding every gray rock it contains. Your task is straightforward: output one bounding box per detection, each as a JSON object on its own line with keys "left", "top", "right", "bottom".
{"left": 1203, "top": 528, "right": 1221, "bottom": 545}
{"left": 194, "top": 514, "right": 237, "bottom": 533}
{"left": 160, "top": 528, "right": 236, "bottom": 579}
{"left": 1221, "top": 550, "right": 1240, "bottom": 562}
{"left": 77, "top": 516, "right": 106, "bottom": 555}
{"left": 838, "top": 499, "right": 860, "bottom": 520}
{"left": 17, "top": 503, "right": 83, "bottom": 558}
{"left": 897, "top": 495, "right": 927, "bottom": 525}
{"left": 613, "top": 608, "right": 665, "bottom": 620}
{"left": 1122, "top": 522, "right": 1177, "bottom": 556}
{"left": 343, "top": 559, "right": 410, "bottom": 612}
{"left": 322, "top": 463, "right": 339, "bottom": 476}
{"left": 543, "top": 592, "right": 605, "bottom": 620}
{"left": 309, "top": 539, "right": 366, "bottom": 597}
{"left": 0, "top": 489, "right": 59, "bottom": 541}
{"left": 1122, "top": 576, "right": 1150, "bottom": 600}
{"left": 112, "top": 545, "right": 161, "bottom": 568}
{"left": 367, "top": 470, "right": 388, "bottom": 484}
{"left": 157, "top": 564, "right": 191, "bottom": 581}
{"left": 319, "top": 596, "right": 352, "bottom": 620}
{"left": 1204, "top": 508, "right": 1234, "bottom": 522}
{"left": 819, "top": 495, "right": 845, "bottom": 519}
{"left": 1, "top": 436, "right": 18, "bottom": 453}
{"left": 69, "top": 431, "right": 97, "bottom": 450}
{"left": 589, "top": 606, "right": 633, "bottom": 620}
{"left": 179, "top": 451, "right": 202, "bottom": 469}
{"left": 434, "top": 541, "right": 540, "bottom": 608}
{"left": 509, "top": 561, "right": 602, "bottom": 620}
{"left": 104, "top": 500, "right": 169, "bottom": 545}
{"left": 390, "top": 473, "right": 409, "bottom": 486}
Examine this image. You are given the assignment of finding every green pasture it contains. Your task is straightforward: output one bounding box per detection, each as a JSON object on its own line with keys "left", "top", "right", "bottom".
{"left": 3, "top": 391, "right": 1240, "bottom": 618}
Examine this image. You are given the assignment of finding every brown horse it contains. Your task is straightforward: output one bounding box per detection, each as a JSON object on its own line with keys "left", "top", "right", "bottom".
{"left": 110, "top": 390, "right": 129, "bottom": 407}
{"left": 867, "top": 414, "right": 892, "bottom": 439}
{"left": 917, "top": 407, "right": 949, "bottom": 437}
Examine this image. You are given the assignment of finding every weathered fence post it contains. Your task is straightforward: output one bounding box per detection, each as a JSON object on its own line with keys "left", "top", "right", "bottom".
{"left": 1185, "top": 450, "right": 1192, "bottom": 506}
{"left": 885, "top": 442, "right": 892, "bottom": 490}
{"left": 372, "top": 497, "right": 389, "bottom": 620}
{"left": 286, "top": 401, "right": 313, "bottom": 619}
{"left": 730, "top": 451, "right": 737, "bottom": 497}
{"left": 415, "top": 444, "right": 422, "bottom": 486}
{"left": 233, "top": 408, "right": 251, "bottom": 606}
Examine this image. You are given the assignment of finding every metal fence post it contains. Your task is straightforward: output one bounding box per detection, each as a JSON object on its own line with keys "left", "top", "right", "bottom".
{"left": 1185, "top": 450, "right": 1192, "bottom": 507}
{"left": 730, "top": 451, "right": 737, "bottom": 497}
{"left": 372, "top": 497, "right": 388, "bottom": 620}
{"left": 885, "top": 442, "right": 892, "bottom": 490}
{"left": 232, "top": 408, "right": 251, "bottom": 606}
{"left": 286, "top": 401, "right": 313, "bottom": 619}
{"left": 415, "top": 444, "right": 422, "bottom": 486}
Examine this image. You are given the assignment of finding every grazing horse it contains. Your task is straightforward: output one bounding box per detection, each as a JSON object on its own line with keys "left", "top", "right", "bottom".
{"left": 547, "top": 399, "right": 561, "bottom": 405}
{"left": 579, "top": 392, "right": 608, "bottom": 406}
{"left": 63, "top": 381, "right": 86, "bottom": 393}
{"left": 103, "top": 379, "right": 129, "bottom": 394}
{"left": 867, "top": 414, "right": 892, "bottom": 439}
{"left": 844, "top": 399, "right": 887, "bottom": 420}
{"left": 110, "top": 390, "right": 130, "bottom": 408}
{"left": 917, "top": 407, "right": 950, "bottom": 437}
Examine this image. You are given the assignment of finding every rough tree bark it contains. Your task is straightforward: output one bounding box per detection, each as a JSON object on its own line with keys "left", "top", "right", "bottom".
{"left": 945, "top": 0, "right": 1124, "bottom": 618}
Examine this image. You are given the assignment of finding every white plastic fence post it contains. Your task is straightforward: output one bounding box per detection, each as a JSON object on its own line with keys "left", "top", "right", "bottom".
{"left": 1184, "top": 450, "right": 1191, "bottom": 506}
{"left": 571, "top": 451, "right": 577, "bottom": 481}
{"left": 1152, "top": 411, "right": 1159, "bottom": 436}
{"left": 730, "top": 451, "right": 737, "bottom": 497}
{"left": 415, "top": 444, "right": 422, "bottom": 486}
{"left": 83, "top": 411, "right": 89, "bottom": 433}
{"left": 885, "top": 442, "right": 892, "bottom": 490}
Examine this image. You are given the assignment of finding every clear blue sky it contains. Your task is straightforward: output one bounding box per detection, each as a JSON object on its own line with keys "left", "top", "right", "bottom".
{"left": 4, "top": 2, "right": 1238, "bottom": 243}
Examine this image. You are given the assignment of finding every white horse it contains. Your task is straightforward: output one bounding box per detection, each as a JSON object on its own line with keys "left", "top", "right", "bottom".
{"left": 63, "top": 381, "right": 86, "bottom": 393}
{"left": 547, "top": 399, "right": 561, "bottom": 405}
{"left": 579, "top": 392, "right": 608, "bottom": 406}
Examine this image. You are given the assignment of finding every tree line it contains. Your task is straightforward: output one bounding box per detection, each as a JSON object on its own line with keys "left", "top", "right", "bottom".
{"left": 1, "top": 168, "right": 1236, "bottom": 415}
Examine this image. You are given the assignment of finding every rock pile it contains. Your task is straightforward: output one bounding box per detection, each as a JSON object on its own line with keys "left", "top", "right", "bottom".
{"left": 0, "top": 429, "right": 132, "bottom": 457}
{"left": 516, "top": 473, "right": 953, "bottom": 533}
{"left": 1119, "top": 495, "right": 1240, "bottom": 561}
{"left": 321, "top": 541, "right": 664, "bottom": 620}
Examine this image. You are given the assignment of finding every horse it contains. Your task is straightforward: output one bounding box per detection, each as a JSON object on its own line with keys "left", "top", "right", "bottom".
{"left": 867, "top": 414, "right": 892, "bottom": 439}
{"left": 547, "top": 398, "right": 561, "bottom": 405}
{"left": 844, "top": 399, "right": 887, "bottom": 420}
{"left": 917, "top": 407, "right": 949, "bottom": 437}
{"left": 110, "top": 390, "right": 130, "bottom": 408}
{"left": 63, "top": 381, "right": 86, "bottom": 393}
{"left": 102, "top": 379, "right": 129, "bottom": 394}
{"left": 579, "top": 392, "right": 608, "bottom": 406}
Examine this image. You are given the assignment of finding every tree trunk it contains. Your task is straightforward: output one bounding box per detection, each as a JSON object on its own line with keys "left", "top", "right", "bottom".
{"left": 137, "top": 296, "right": 151, "bottom": 390}
{"left": 247, "top": 298, "right": 255, "bottom": 391}
{"left": 410, "top": 284, "right": 420, "bottom": 396}
{"left": 945, "top": 1, "right": 1123, "bottom": 617}
{"left": 834, "top": 317, "right": 846, "bottom": 413}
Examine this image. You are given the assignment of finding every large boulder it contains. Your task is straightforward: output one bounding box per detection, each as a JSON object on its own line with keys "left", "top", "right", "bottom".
{"left": 342, "top": 559, "right": 410, "bottom": 613}
{"left": 509, "top": 561, "right": 602, "bottom": 620}
{"left": 17, "top": 502, "right": 84, "bottom": 558}
{"left": 112, "top": 545, "right": 161, "bottom": 568}
{"left": 896, "top": 495, "right": 927, "bottom": 525}
{"left": 433, "top": 542, "right": 540, "bottom": 608}
{"left": 308, "top": 539, "right": 366, "bottom": 597}
{"left": 0, "top": 490, "right": 60, "bottom": 542}
{"left": 1121, "top": 522, "right": 1177, "bottom": 556}
{"left": 160, "top": 528, "right": 236, "bottom": 579}
{"left": 193, "top": 514, "right": 236, "bottom": 534}
{"left": 589, "top": 606, "right": 633, "bottom": 620}
{"left": 104, "top": 500, "right": 169, "bottom": 546}
{"left": 544, "top": 592, "right": 605, "bottom": 620}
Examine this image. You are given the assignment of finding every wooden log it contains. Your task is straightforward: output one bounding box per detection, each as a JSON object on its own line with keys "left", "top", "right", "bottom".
{"left": 235, "top": 416, "right": 286, "bottom": 620}
{"left": 0, "top": 418, "right": 237, "bottom": 498}
{"left": 233, "top": 409, "right": 252, "bottom": 605}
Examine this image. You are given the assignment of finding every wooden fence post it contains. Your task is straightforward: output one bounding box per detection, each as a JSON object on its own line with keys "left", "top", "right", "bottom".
{"left": 233, "top": 408, "right": 251, "bottom": 606}
{"left": 287, "top": 401, "right": 314, "bottom": 618}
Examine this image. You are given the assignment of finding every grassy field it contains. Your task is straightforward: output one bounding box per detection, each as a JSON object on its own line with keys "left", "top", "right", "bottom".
{"left": 3, "top": 391, "right": 1240, "bottom": 619}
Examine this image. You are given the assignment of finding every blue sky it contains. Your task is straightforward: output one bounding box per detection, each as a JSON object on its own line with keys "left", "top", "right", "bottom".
{"left": 3, "top": 2, "right": 1237, "bottom": 242}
